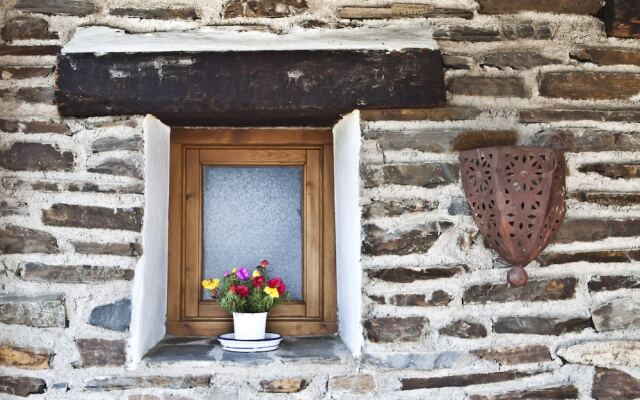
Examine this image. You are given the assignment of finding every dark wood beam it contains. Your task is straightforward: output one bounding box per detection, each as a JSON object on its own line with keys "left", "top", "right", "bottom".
{"left": 55, "top": 49, "right": 445, "bottom": 126}
{"left": 605, "top": 0, "right": 640, "bottom": 39}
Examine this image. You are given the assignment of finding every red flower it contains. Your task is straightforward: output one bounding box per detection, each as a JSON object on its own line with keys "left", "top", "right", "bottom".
{"left": 268, "top": 277, "right": 287, "bottom": 295}
{"left": 260, "top": 260, "right": 269, "bottom": 268}
{"left": 229, "top": 284, "right": 236, "bottom": 294}
{"left": 252, "top": 276, "right": 265, "bottom": 288}
{"left": 236, "top": 285, "right": 250, "bottom": 298}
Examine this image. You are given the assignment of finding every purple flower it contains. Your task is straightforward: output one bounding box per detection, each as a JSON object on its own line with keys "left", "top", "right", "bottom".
{"left": 223, "top": 271, "right": 230, "bottom": 277}
{"left": 236, "top": 267, "right": 250, "bottom": 280}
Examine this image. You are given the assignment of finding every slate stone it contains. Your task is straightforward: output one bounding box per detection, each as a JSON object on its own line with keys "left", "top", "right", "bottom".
{"left": 448, "top": 197, "right": 471, "bottom": 215}
{"left": 470, "top": 385, "right": 579, "bottom": 400}
{"left": 433, "top": 26, "right": 501, "bottom": 42}
{"left": 0, "top": 344, "right": 50, "bottom": 369}
{"left": 520, "top": 108, "right": 640, "bottom": 123}
{"left": 589, "top": 276, "right": 640, "bottom": 292}
{"left": 531, "top": 128, "right": 640, "bottom": 153}
{"left": 1, "top": 17, "right": 58, "bottom": 41}
{"left": 362, "top": 163, "right": 459, "bottom": 188}
{"left": 364, "top": 317, "right": 427, "bottom": 343}
{"left": 592, "top": 368, "right": 640, "bottom": 399}
{"left": 0, "top": 45, "right": 61, "bottom": 56}
{"left": 90, "top": 136, "right": 141, "bottom": 152}
{"left": 73, "top": 241, "right": 142, "bottom": 256}
{"left": 472, "top": 344, "right": 551, "bottom": 365}
{"left": 539, "top": 250, "right": 640, "bottom": 267}
{"left": 478, "top": 0, "right": 602, "bottom": 14}
{"left": 337, "top": 4, "right": 473, "bottom": 19}
{"left": 364, "top": 351, "right": 469, "bottom": 370}
{"left": 479, "top": 51, "right": 562, "bottom": 69}
{"left": 0, "top": 198, "right": 27, "bottom": 217}
{"left": 0, "top": 294, "right": 66, "bottom": 328}
{"left": 463, "top": 278, "right": 576, "bottom": 304}
{"left": 12, "top": 87, "right": 55, "bottom": 103}
{"left": 144, "top": 344, "right": 215, "bottom": 363}
{"left": 558, "top": 340, "right": 640, "bottom": 368}
{"left": 329, "top": 375, "right": 375, "bottom": 393}
{"left": 439, "top": 320, "right": 488, "bottom": 339}
{"left": 540, "top": 72, "right": 640, "bottom": 100}
{"left": 448, "top": 76, "right": 528, "bottom": 97}
{"left": 592, "top": 298, "right": 640, "bottom": 332}
{"left": 572, "top": 47, "right": 640, "bottom": 67}
{"left": 570, "top": 192, "right": 640, "bottom": 207}
{"left": 108, "top": 7, "right": 199, "bottom": 19}
{"left": 368, "top": 266, "right": 464, "bottom": 283}
{"left": 260, "top": 378, "right": 308, "bottom": 393}
{"left": 0, "top": 143, "right": 74, "bottom": 172}
{"left": 375, "top": 129, "right": 516, "bottom": 154}
{"left": 0, "top": 376, "right": 47, "bottom": 397}
{"left": 88, "top": 158, "right": 142, "bottom": 178}
{"left": 15, "top": 0, "right": 97, "bottom": 16}
{"left": 362, "top": 222, "right": 453, "bottom": 256}
{"left": 360, "top": 107, "right": 482, "bottom": 122}
{"left": 76, "top": 338, "right": 126, "bottom": 367}
{"left": 21, "top": 263, "right": 134, "bottom": 283}
{"left": 389, "top": 290, "right": 452, "bottom": 307}
{"left": 578, "top": 163, "right": 640, "bottom": 179}
{"left": 443, "top": 54, "right": 473, "bottom": 69}
{"left": 554, "top": 219, "right": 640, "bottom": 243}
{"left": 89, "top": 299, "right": 131, "bottom": 332}
{"left": 401, "top": 370, "right": 543, "bottom": 390}
{"left": 222, "top": 0, "right": 308, "bottom": 18}
{"left": 276, "top": 336, "right": 350, "bottom": 362}
{"left": 0, "top": 120, "right": 69, "bottom": 134}
{"left": 42, "top": 204, "right": 143, "bottom": 231}
{"left": 1, "top": 67, "right": 53, "bottom": 80}
{"left": 2, "top": 178, "right": 142, "bottom": 194}
{"left": 362, "top": 199, "right": 437, "bottom": 219}
{"left": 501, "top": 22, "right": 553, "bottom": 40}
{"left": 85, "top": 375, "right": 211, "bottom": 391}
{"left": 0, "top": 225, "right": 59, "bottom": 254}
{"left": 493, "top": 316, "right": 591, "bottom": 335}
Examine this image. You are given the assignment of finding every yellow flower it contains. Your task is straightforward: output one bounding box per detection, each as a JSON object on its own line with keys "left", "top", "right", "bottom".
{"left": 231, "top": 267, "right": 238, "bottom": 274}
{"left": 252, "top": 270, "right": 261, "bottom": 278}
{"left": 264, "top": 286, "right": 279, "bottom": 299}
{"left": 201, "top": 279, "right": 220, "bottom": 290}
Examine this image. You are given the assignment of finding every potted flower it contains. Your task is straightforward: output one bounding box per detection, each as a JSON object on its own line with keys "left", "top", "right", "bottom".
{"left": 201, "top": 260, "right": 290, "bottom": 340}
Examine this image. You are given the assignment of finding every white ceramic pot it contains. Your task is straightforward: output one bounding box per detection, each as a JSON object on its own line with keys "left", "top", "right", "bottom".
{"left": 232, "top": 312, "right": 267, "bottom": 340}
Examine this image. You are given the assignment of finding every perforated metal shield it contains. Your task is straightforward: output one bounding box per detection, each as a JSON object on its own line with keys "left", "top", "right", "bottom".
{"left": 459, "top": 146, "right": 566, "bottom": 271}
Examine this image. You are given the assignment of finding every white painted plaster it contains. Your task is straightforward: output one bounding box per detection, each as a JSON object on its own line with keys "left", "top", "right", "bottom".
{"left": 333, "top": 110, "right": 364, "bottom": 356}
{"left": 61, "top": 25, "right": 438, "bottom": 54}
{"left": 129, "top": 115, "right": 171, "bottom": 365}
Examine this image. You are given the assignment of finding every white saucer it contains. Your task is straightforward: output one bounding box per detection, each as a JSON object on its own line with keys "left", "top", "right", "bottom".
{"left": 217, "top": 333, "right": 283, "bottom": 353}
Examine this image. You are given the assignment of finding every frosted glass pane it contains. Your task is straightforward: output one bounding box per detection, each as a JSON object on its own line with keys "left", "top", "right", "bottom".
{"left": 202, "top": 166, "right": 303, "bottom": 301}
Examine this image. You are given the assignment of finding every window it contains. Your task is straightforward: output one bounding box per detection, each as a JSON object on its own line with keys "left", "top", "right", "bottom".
{"left": 167, "top": 128, "right": 337, "bottom": 336}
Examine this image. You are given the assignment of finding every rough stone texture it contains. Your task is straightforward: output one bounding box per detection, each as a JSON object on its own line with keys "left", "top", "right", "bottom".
{"left": 479, "top": 51, "right": 562, "bottom": 69}
{"left": 368, "top": 266, "right": 465, "bottom": 283}
{"left": 1, "top": 66, "right": 53, "bottom": 80}
{"left": 558, "top": 341, "right": 640, "bottom": 368}
{"left": 554, "top": 219, "right": 640, "bottom": 243}
{"left": 329, "top": 375, "right": 375, "bottom": 393}
{"left": 364, "top": 317, "right": 427, "bottom": 343}
{"left": 578, "top": 163, "right": 640, "bottom": 179}
{"left": 1, "top": 16, "right": 58, "bottom": 41}
{"left": 532, "top": 128, "right": 640, "bottom": 152}
{"left": 493, "top": 317, "right": 591, "bottom": 335}
{"left": 0, "top": 45, "right": 61, "bottom": 56}
{"left": 439, "top": 320, "right": 488, "bottom": 338}
{"left": 375, "top": 129, "right": 516, "bottom": 153}
{"left": 0, "top": 119, "right": 69, "bottom": 134}
{"left": 85, "top": 375, "right": 211, "bottom": 390}
{"left": 402, "top": 370, "right": 543, "bottom": 390}
{"left": 108, "top": 7, "right": 199, "bottom": 19}
{"left": 592, "top": 299, "right": 640, "bottom": 332}
{"left": 14, "top": 0, "right": 96, "bottom": 16}
{"left": 604, "top": 0, "right": 640, "bottom": 39}
{"left": 72, "top": 241, "right": 142, "bottom": 256}
{"left": 433, "top": 26, "right": 501, "bottom": 42}
{"left": 88, "top": 158, "right": 142, "bottom": 178}
{"left": 390, "top": 290, "right": 452, "bottom": 307}
{"left": 90, "top": 136, "right": 141, "bottom": 152}
{"left": 222, "top": 0, "right": 307, "bottom": 18}
{"left": 0, "top": 376, "right": 47, "bottom": 397}
{"left": 362, "top": 163, "right": 459, "bottom": 188}
{"left": 21, "top": 262, "right": 134, "bottom": 283}
{"left": 592, "top": 368, "right": 640, "bottom": 400}
{"left": 362, "top": 199, "right": 437, "bottom": 219}
{"left": 259, "top": 378, "right": 308, "bottom": 393}
{"left": 463, "top": 278, "right": 577, "bottom": 304}
{"left": 570, "top": 192, "right": 640, "bottom": 207}
{"left": 0, "top": 294, "right": 66, "bottom": 328}
{"left": 448, "top": 76, "right": 528, "bottom": 98}
{"left": 0, "top": 143, "right": 74, "bottom": 172}
{"left": 478, "top": 0, "right": 602, "bottom": 15}
{"left": 88, "top": 299, "right": 131, "bottom": 332}
{"left": 589, "top": 276, "right": 640, "bottom": 292}
{"left": 360, "top": 107, "right": 482, "bottom": 122}
{"left": 520, "top": 108, "right": 640, "bottom": 123}
{"left": 540, "top": 250, "right": 640, "bottom": 266}
{"left": 42, "top": 204, "right": 143, "bottom": 231}
{"left": 501, "top": 21, "right": 553, "bottom": 40}
{"left": 572, "top": 47, "right": 640, "bottom": 67}
{"left": 470, "top": 386, "right": 579, "bottom": 400}
{"left": 472, "top": 344, "right": 551, "bottom": 365}
{"left": 0, "top": 225, "right": 59, "bottom": 254}
{"left": 363, "top": 222, "right": 453, "bottom": 256}
{"left": 540, "top": 72, "right": 640, "bottom": 100}
{"left": 337, "top": 4, "right": 472, "bottom": 19}
{"left": 0, "top": 344, "right": 50, "bottom": 369}
{"left": 12, "top": 87, "right": 56, "bottom": 103}
{"left": 76, "top": 338, "right": 126, "bottom": 367}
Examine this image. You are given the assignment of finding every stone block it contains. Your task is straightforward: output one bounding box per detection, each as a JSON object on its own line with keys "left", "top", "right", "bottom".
{"left": 0, "top": 344, "right": 50, "bottom": 369}
{"left": 472, "top": 344, "right": 551, "bottom": 365}
{"left": 329, "top": 375, "right": 375, "bottom": 393}
{"left": 222, "top": 0, "right": 307, "bottom": 18}
{"left": 592, "top": 298, "right": 640, "bottom": 332}
{"left": 21, "top": 263, "right": 134, "bottom": 283}
{"left": 589, "top": 276, "right": 640, "bottom": 292}
{"left": 578, "top": 163, "right": 639, "bottom": 179}
{"left": 42, "top": 204, "right": 143, "bottom": 231}
{"left": 479, "top": 51, "right": 562, "bottom": 69}
{"left": 0, "top": 143, "right": 74, "bottom": 172}
{"left": 531, "top": 128, "right": 640, "bottom": 153}
{"left": 0, "top": 225, "right": 59, "bottom": 254}
{"left": 362, "top": 222, "right": 453, "bottom": 256}
{"left": 478, "top": 0, "right": 602, "bottom": 14}
{"left": 493, "top": 316, "right": 591, "bottom": 335}
{"left": 470, "top": 385, "right": 579, "bottom": 400}
{"left": 0, "top": 376, "right": 46, "bottom": 397}
{"left": 1, "top": 67, "right": 53, "bottom": 80}
{"left": 0, "top": 294, "right": 66, "bottom": 328}
{"left": 592, "top": 368, "right": 640, "bottom": 399}
{"left": 0, "top": 119, "right": 69, "bottom": 134}
{"left": 336, "top": 4, "right": 472, "bottom": 19}
{"left": 439, "top": 320, "right": 488, "bottom": 338}
{"left": 15, "top": 0, "right": 96, "bottom": 16}
{"left": 108, "top": 7, "right": 199, "bottom": 19}
{"left": 401, "top": 370, "right": 543, "bottom": 390}
{"left": 88, "top": 158, "right": 142, "bottom": 178}
{"left": 540, "top": 72, "right": 640, "bottom": 100}
{"left": 368, "top": 265, "right": 464, "bottom": 283}
{"left": 520, "top": 108, "right": 640, "bottom": 123}
{"left": 554, "top": 219, "right": 640, "bottom": 243}
{"left": 362, "top": 199, "right": 437, "bottom": 219}
{"left": 539, "top": 250, "right": 640, "bottom": 267}
{"left": 364, "top": 317, "right": 427, "bottom": 343}
{"left": 572, "top": 47, "right": 640, "bottom": 67}
{"left": 0, "top": 45, "right": 60, "bottom": 56}
{"left": 1, "top": 17, "right": 58, "bottom": 41}
{"left": 571, "top": 192, "right": 640, "bottom": 207}
{"left": 389, "top": 291, "right": 452, "bottom": 307}
{"left": 90, "top": 136, "right": 141, "bottom": 152}
{"left": 89, "top": 299, "right": 131, "bottom": 332}
{"left": 76, "top": 338, "right": 126, "bottom": 367}
{"left": 73, "top": 241, "right": 142, "bottom": 256}
{"left": 448, "top": 76, "right": 528, "bottom": 98}
{"left": 463, "top": 278, "right": 576, "bottom": 304}
{"left": 558, "top": 340, "right": 640, "bottom": 368}
{"left": 433, "top": 26, "right": 501, "bottom": 42}
{"left": 604, "top": 0, "right": 640, "bottom": 39}
{"left": 259, "top": 378, "right": 308, "bottom": 393}
{"left": 85, "top": 375, "right": 210, "bottom": 391}
{"left": 362, "top": 163, "right": 459, "bottom": 188}
{"left": 360, "top": 107, "right": 482, "bottom": 122}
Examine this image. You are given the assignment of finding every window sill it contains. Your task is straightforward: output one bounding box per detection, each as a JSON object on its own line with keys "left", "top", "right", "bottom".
{"left": 142, "top": 335, "right": 352, "bottom": 366}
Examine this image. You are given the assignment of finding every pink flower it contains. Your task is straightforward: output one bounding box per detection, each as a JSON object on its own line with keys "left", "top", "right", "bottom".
{"left": 236, "top": 267, "right": 250, "bottom": 280}
{"left": 260, "top": 260, "right": 269, "bottom": 268}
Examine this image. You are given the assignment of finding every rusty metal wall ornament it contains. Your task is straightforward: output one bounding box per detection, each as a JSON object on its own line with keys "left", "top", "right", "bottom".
{"left": 459, "top": 146, "right": 566, "bottom": 287}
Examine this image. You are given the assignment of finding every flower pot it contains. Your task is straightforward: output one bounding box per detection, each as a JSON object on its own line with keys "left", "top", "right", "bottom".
{"left": 232, "top": 312, "right": 267, "bottom": 340}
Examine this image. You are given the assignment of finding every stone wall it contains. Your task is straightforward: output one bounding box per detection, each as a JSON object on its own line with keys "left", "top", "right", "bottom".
{"left": 1, "top": 0, "right": 640, "bottom": 398}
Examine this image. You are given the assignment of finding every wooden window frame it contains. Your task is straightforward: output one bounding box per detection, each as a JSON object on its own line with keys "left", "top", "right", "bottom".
{"left": 167, "top": 128, "right": 337, "bottom": 336}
